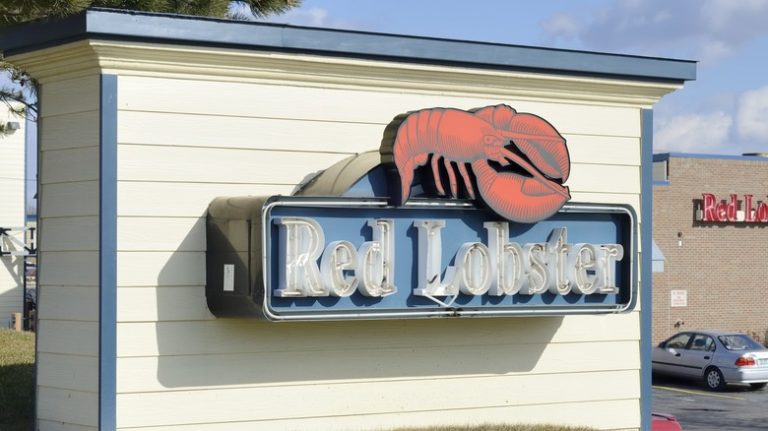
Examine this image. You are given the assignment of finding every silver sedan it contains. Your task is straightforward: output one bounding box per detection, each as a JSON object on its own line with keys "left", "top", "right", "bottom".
{"left": 652, "top": 330, "right": 768, "bottom": 391}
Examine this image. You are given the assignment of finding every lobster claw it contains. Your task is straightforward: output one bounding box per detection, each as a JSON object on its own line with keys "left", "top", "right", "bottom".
{"left": 473, "top": 104, "right": 570, "bottom": 182}
{"left": 471, "top": 159, "right": 571, "bottom": 223}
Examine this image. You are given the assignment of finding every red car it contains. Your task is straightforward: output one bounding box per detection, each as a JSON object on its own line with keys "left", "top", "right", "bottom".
{"left": 652, "top": 413, "right": 683, "bottom": 431}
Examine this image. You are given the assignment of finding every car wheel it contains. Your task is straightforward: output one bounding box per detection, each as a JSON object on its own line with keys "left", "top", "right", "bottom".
{"left": 749, "top": 382, "right": 767, "bottom": 390}
{"left": 704, "top": 367, "right": 726, "bottom": 391}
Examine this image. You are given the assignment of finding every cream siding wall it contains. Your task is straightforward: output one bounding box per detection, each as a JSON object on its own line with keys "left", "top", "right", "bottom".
{"left": 0, "top": 104, "right": 26, "bottom": 328}
{"left": 112, "top": 71, "right": 645, "bottom": 430}
{"left": 6, "top": 36, "right": 679, "bottom": 431}
{"left": 36, "top": 75, "right": 100, "bottom": 430}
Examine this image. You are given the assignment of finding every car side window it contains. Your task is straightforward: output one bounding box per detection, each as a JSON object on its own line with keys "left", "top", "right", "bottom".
{"left": 690, "top": 334, "right": 715, "bottom": 352}
{"left": 665, "top": 333, "right": 691, "bottom": 349}
{"left": 718, "top": 334, "right": 763, "bottom": 351}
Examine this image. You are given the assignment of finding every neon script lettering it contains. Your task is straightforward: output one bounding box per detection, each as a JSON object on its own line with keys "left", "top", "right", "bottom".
{"left": 700, "top": 193, "right": 768, "bottom": 223}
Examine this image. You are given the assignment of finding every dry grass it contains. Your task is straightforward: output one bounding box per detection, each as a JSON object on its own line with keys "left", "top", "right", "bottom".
{"left": 0, "top": 329, "right": 35, "bottom": 431}
{"left": 392, "top": 425, "right": 597, "bottom": 430}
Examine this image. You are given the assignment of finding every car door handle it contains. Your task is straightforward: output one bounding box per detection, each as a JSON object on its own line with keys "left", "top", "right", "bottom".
{"left": 704, "top": 356, "right": 710, "bottom": 360}
{"left": 674, "top": 353, "right": 681, "bottom": 357}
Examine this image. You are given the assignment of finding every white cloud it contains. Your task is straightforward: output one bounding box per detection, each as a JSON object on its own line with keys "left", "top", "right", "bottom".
{"left": 702, "top": 0, "right": 768, "bottom": 35}
{"left": 698, "top": 40, "right": 732, "bottom": 63}
{"left": 736, "top": 85, "right": 768, "bottom": 143}
{"left": 655, "top": 111, "right": 732, "bottom": 152}
{"left": 540, "top": 13, "right": 583, "bottom": 41}
{"left": 539, "top": 0, "right": 768, "bottom": 62}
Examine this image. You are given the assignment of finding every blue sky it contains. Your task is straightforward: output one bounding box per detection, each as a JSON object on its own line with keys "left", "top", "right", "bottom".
{"left": 257, "top": 0, "right": 768, "bottom": 156}
{"left": 5, "top": 0, "right": 768, "bottom": 213}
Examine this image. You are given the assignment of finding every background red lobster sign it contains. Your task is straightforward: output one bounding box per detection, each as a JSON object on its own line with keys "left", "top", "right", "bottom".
{"left": 380, "top": 104, "right": 571, "bottom": 223}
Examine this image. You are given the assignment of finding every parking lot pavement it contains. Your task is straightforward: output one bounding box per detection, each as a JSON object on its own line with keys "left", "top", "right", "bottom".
{"left": 652, "top": 375, "right": 768, "bottom": 430}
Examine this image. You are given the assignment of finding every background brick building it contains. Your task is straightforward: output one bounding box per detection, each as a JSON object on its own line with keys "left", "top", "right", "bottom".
{"left": 653, "top": 153, "right": 768, "bottom": 343}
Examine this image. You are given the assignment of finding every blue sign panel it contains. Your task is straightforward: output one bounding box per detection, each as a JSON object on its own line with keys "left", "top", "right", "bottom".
{"left": 261, "top": 197, "right": 636, "bottom": 321}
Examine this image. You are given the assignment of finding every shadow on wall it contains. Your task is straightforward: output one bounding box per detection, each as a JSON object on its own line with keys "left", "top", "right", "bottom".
{"left": 154, "top": 215, "right": 563, "bottom": 389}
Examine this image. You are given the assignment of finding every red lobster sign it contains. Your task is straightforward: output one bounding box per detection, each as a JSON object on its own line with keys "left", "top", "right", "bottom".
{"left": 380, "top": 104, "right": 571, "bottom": 223}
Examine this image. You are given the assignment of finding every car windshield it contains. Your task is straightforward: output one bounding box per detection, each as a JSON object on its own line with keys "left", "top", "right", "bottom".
{"left": 718, "top": 334, "right": 765, "bottom": 351}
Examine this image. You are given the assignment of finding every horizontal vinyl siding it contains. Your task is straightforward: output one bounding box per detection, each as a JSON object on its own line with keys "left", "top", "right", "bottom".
{"left": 115, "top": 339, "right": 640, "bottom": 392}
{"left": 39, "top": 76, "right": 100, "bottom": 118}
{"left": 40, "top": 147, "right": 99, "bottom": 184}
{"left": 117, "top": 76, "right": 642, "bottom": 138}
{"left": 0, "top": 105, "right": 25, "bottom": 327}
{"left": 117, "top": 286, "right": 211, "bottom": 322}
{"left": 114, "top": 399, "right": 640, "bottom": 431}
{"left": 0, "top": 116, "right": 25, "bottom": 223}
{"left": 36, "top": 76, "right": 100, "bottom": 428}
{"left": 37, "top": 352, "right": 99, "bottom": 392}
{"left": 41, "top": 216, "right": 99, "bottom": 251}
{"left": 37, "top": 319, "right": 98, "bottom": 356}
{"left": 116, "top": 251, "right": 204, "bottom": 287}
{"left": 116, "top": 314, "right": 639, "bottom": 357}
{"left": 39, "top": 182, "right": 100, "bottom": 218}
{"left": 117, "top": 182, "right": 295, "bottom": 217}
{"left": 116, "top": 140, "right": 640, "bottom": 193}
{"left": 118, "top": 110, "right": 640, "bottom": 164}
{"left": 0, "top": 103, "right": 26, "bottom": 183}
{"left": 117, "top": 370, "right": 639, "bottom": 428}
{"left": 40, "top": 110, "right": 100, "bottom": 151}
{"left": 37, "top": 285, "right": 99, "bottom": 322}
{"left": 37, "top": 251, "right": 99, "bottom": 286}
{"left": 115, "top": 74, "right": 643, "bottom": 430}
{"left": 117, "top": 145, "right": 348, "bottom": 185}
{"left": 37, "top": 387, "right": 98, "bottom": 428}
{"left": 38, "top": 419, "right": 98, "bottom": 431}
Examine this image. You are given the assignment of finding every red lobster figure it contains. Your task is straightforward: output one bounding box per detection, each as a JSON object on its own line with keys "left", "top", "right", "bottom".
{"left": 380, "top": 104, "right": 571, "bottom": 223}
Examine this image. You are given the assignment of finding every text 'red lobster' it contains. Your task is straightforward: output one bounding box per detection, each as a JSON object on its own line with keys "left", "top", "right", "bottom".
{"left": 380, "top": 104, "right": 571, "bottom": 223}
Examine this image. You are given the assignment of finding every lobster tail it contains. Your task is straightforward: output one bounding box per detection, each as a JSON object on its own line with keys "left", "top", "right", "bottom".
{"left": 379, "top": 111, "right": 411, "bottom": 164}
{"left": 381, "top": 111, "right": 416, "bottom": 203}
{"left": 393, "top": 112, "right": 432, "bottom": 203}
{"left": 396, "top": 158, "right": 415, "bottom": 205}
{"left": 382, "top": 108, "right": 461, "bottom": 203}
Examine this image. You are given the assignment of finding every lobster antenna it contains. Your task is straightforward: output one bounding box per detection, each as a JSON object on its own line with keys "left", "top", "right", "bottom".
{"left": 498, "top": 130, "right": 564, "bottom": 142}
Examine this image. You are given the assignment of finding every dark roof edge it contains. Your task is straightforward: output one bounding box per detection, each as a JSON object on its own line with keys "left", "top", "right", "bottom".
{"left": 0, "top": 8, "right": 696, "bottom": 83}
{"left": 653, "top": 152, "right": 768, "bottom": 162}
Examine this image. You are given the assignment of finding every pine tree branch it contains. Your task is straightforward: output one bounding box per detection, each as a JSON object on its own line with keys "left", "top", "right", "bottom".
{"left": 236, "top": 0, "right": 301, "bottom": 18}
{"left": 0, "top": 0, "right": 301, "bottom": 135}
